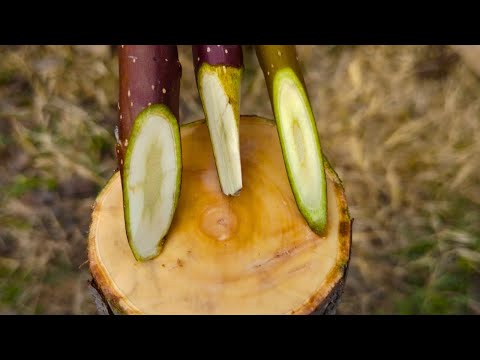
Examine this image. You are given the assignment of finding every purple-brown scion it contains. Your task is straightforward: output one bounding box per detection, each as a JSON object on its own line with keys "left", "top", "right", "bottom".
{"left": 117, "top": 45, "right": 181, "bottom": 174}
{"left": 191, "top": 45, "right": 244, "bottom": 196}
{"left": 192, "top": 45, "right": 243, "bottom": 71}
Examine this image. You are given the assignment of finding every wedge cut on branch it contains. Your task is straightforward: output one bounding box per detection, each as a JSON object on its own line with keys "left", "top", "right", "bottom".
{"left": 255, "top": 45, "right": 327, "bottom": 235}
{"left": 89, "top": 116, "right": 351, "bottom": 314}
{"left": 117, "top": 45, "right": 182, "bottom": 261}
{"left": 192, "top": 45, "right": 243, "bottom": 196}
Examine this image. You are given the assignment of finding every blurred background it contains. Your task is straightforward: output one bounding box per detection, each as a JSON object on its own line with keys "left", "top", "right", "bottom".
{"left": 0, "top": 45, "right": 479, "bottom": 314}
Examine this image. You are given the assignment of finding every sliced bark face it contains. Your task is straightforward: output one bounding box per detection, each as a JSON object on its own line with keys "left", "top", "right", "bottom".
{"left": 273, "top": 68, "right": 327, "bottom": 234}
{"left": 193, "top": 45, "right": 244, "bottom": 196}
{"left": 88, "top": 116, "right": 351, "bottom": 314}
{"left": 255, "top": 45, "right": 327, "bottom": 234}
{"left": 197, "top": 64, "right": 242, "bottom": 195}
{"left": 122, "top": 105, "right": 182, "bottom": 261}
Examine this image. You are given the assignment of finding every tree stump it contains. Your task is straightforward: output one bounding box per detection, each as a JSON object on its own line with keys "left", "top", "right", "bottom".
{"left": 88, "top": 116, "right": 352, "bottom": 314}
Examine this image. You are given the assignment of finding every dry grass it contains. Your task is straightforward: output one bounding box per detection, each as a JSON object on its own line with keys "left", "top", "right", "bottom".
{"left": 0, "top": 45, "right": 479, "bottom": 314}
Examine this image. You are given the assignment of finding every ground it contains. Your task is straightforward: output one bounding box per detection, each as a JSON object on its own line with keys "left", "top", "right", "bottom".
{"left": 0, "top": 45, "right": 479, "bottom": 314}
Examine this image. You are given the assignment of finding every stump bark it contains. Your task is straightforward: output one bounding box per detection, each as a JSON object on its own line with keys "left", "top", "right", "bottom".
{"left": 88, "top": 116, "right": 352, "bottom": 314}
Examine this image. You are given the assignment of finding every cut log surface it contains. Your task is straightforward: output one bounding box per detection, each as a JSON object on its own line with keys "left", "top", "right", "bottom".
{"left": 88, "top": 116, "right": 352, "bottom": 314}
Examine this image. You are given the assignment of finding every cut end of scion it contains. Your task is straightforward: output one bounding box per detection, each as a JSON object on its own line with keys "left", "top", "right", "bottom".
{"left": 273, "top": 68, "right": 327, "bottom": 234}
{"left": 117, "top": 45, "right": 183, "bottom": 261}
{"left": 198, "top": 63, "right": 243, "bottom": 196}
{"left": 193, "top": 45, "right": 244, "bottom": 197}
{"left": 255, "top": 45, "right": 327, "bottom": 234}
{"left": 122, "top": 105, "right": 182, "bottom": 261}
